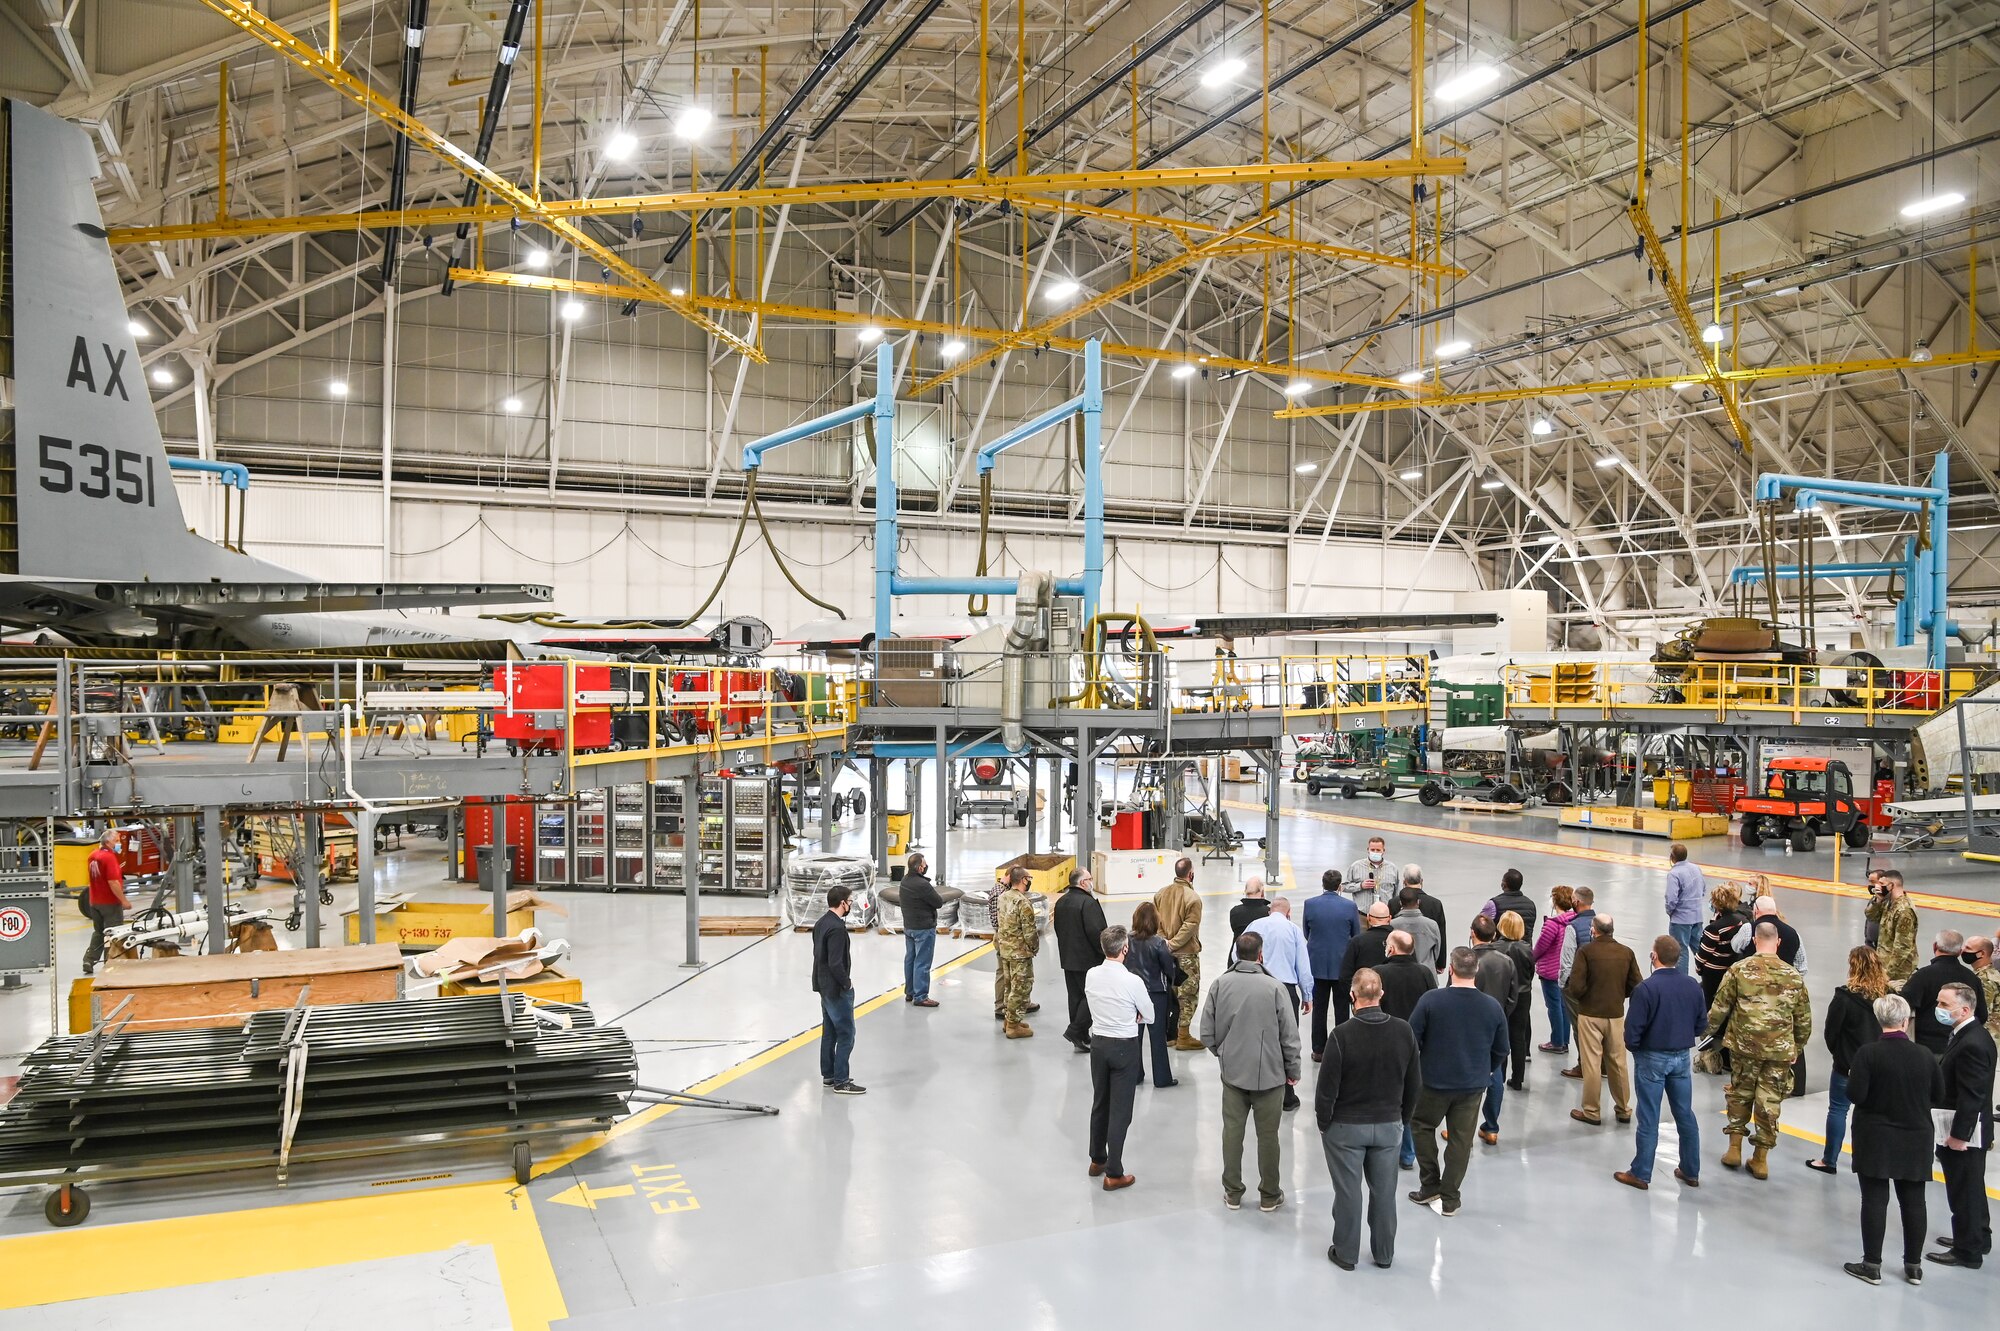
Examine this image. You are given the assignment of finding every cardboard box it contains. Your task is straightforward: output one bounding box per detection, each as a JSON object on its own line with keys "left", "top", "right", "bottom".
{"left": 1091, "top": 849, "right": 1178, "bottom": 897}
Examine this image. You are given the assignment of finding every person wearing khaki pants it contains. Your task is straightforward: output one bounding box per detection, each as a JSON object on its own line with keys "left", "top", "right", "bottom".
{"left": 1564, "top": 913, "right": 1643, "bottom": 1126}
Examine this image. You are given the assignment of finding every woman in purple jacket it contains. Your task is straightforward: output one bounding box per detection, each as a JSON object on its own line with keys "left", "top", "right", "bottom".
{"left": 1534, "top": 885, "right": 1578, "bottom": 1053}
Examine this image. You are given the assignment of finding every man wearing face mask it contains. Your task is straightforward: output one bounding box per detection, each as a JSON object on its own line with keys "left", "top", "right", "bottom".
{"left": 1347, "top": 838, "right": 1399, "bottom": 913}
{"left": 1929, "top": 981, "right": 1995, "bottom": 1271}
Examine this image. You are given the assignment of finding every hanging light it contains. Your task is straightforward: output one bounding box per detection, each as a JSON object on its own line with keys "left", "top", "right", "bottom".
{"left": 1669, "top": 380, "right": 1693, "bottom": 391}
{"left": 1531, "top": 417, "right": 1553, "bottom": 436}
{"left": 1171, "top": 363, "right": 1198, "bottom": 381}
{"left": 560, "top": 299, "right": 586, "bottom": 322}
{"left": 1480, "top": 477, "right": 1506, "bottom": 491}
{"left": 675, "top": 105, "right": 713, "bottom": 140}
{"left": 1900, "top": 191, "right": 1965, "bottom": 219}
{"left": 525, "top": 247, "right": 549, "bottom": 269}
{"left": 328, "top": 379, "right": 349, "bottom": 397}
{"left": 1910, "top": 341, "right": 1934, "bottom": 364}
{"left": 1701, "top": 322, "right": 1726, "bottom": 344}
{"left": 940, "top": 338, "right": 967, "bottom": 358}
{"left": 669, "top": 286, "right": 687, "bottom": 298}
{"left": 1284, "top": 379, "right": 1313, "bottom": 397}
{"left": 150, "top": 366, "right": 174, "bottom": 385}
{"left": 1595, "top": 453, "right": 1622, "bottom": 468}
{"left": 604, "top": 129, "right": 638, "bottom": 160}
{"left": 1397, "top": 369, "right": 1427, "bottom": 385}
{"left": 127, "top": 319, "right": 149, "bottom": 338}
{"left": 1043, "top": 277, "right": 1080, "bottom": 302}
{"left": 857, "top": 325, "right": 884, "bottom": 344}
{"left": 1433, "top": 338, "right": 1472, "bottom": 359}
{"left": 1295, "top": 461, "right": 1319, "bottom": 474}
{"left": 502, "top": 397, "right": 523, "bottom": 414}
{"left": 1434, "top": 64, "right": 1500, "bottom": 101}
{"left": 1399, "top": 468, "right": 1423, "bottom": 481}
{"left": 1200, "top": 56, "right": 1247, "bottom": 88}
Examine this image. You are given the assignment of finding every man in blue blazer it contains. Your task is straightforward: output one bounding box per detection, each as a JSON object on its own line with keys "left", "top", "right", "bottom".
{"left": 1304, "top": 869, "right": 1363, "bottom": 1061}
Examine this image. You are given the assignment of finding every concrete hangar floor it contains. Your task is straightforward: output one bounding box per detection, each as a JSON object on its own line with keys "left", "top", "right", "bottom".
{"left": 1, "top": 790, "right": 1995, "bottom": 1328}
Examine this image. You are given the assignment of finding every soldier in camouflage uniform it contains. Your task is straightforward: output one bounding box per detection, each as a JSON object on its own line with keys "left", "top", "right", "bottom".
{"left": 995, "top": 867, "right": 1041, "bottom": 1038}
{"left": 1153, "top": 857, "right": 1206, "bottom": 1050}
{"left": 1705, "top": 920, "right": 1813, "bottom": 1179}
{"left": 1866, "top": 869, "right": 1920, "bottom": 986}
{"left": 1966, "top": 936, "right": 2000, "bottom": 1041}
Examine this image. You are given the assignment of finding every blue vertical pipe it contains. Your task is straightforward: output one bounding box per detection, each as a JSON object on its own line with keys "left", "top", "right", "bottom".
{"left": 1928, "top": 451, "right": 1950, "bottom": 670}
{"left": 872, "top": 340, "right": 898, "bottom": 648}
{"left": 1081, "top": 340, "right": 1104, "bottom": 625}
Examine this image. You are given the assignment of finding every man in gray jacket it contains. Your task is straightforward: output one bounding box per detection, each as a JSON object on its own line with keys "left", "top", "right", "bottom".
{"left": 1393, "top": 887, "right": 1444, "bottom": 973}
{"left": 1202, "top": 931, "right": 1304, "bottom": 1212}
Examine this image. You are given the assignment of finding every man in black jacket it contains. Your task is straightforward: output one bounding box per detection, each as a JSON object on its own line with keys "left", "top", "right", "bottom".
{"left": 1481, "top": 867, "right": 1538, "bottom": 938}
{"left": 1342, "top": 903, "right": 1395, "bottom": 982}
{"left": 1055, "top": 868, "right": 1110, "bottom": 1052}
{"left": 901, "top": 853, "right": 946, "bottom": 1008}
{"left": 1229, "top": 877, "right": 1272, "bottom": 951}
{"left": 811, "top": 884, "right": 864, "bottom": 1094}
{"left": 1929, "top": 981, "right": 1996, "bottom": 1270}
{"left": 1316, "top": 967, "right": 1421, "bottom": 1271}
{"left": 1375, "top": 930, "right": 1437, "bottom": 1172}
{"left": 1907, "top": 931, "right": 1990, "bottom": 1056}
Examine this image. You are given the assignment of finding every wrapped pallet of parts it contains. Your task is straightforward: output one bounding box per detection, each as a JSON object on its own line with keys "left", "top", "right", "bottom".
{"left": 875, "top": 882, "right": 964, "bottom": 933}
{"left": 956, "top": 884, "right": 1051, "bottom": 939}
{"left": 784, "top": 854, "right": 878, "bottom": 929}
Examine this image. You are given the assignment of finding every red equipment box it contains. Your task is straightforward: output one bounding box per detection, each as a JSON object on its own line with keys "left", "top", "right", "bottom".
{"left": 460, "top": 798, "right": 536, "bottom": 883}
{"left": 491, "top": 663, "right": 613, "bottom": 753}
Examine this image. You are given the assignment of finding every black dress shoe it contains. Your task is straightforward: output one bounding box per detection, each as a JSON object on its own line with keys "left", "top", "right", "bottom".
{"left": 1926, "top": 1250, "right": 1982, "bottom": 1268}
{"left": 1326, "top": 1247, "right": 1355, "bottom": 1271}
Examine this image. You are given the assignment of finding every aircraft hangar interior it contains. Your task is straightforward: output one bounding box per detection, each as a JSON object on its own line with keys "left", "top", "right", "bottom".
{"left": 0, "top": 0, "right": 1997, "bottom": 1324}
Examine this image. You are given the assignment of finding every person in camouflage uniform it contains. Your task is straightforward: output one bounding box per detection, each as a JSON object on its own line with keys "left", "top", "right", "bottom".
{"left": 995, "top": 867, "right": 1041, "bottom": 1038}
{"left": 1705, "top": 920, "right": 1813, "bottom": 1179}
{"left": 1866, "top": 869, "right": 1919, "bottom": 986}
{"left": 1153, "top": 858, "right": 1206, "bottom": 1050}
{"left": 1966, "top": 936, "right": 2000, "bottom": 1041}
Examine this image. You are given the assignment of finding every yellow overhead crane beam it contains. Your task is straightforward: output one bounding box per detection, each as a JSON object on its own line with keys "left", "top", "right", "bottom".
{"left": 193, "top": 0, "right": 764, "bottom": 362}
{"left": 447, "top": 266, "right": 1408, "bottom": 390}
{"left": 1628, "top": 201, "right": 1754, "bottom": 455}
{"left": 1272, "top": 346, "right": 2000, "bottom": 418}
{"left": 106, "top": 158, "right": 1466, "bottom": 248}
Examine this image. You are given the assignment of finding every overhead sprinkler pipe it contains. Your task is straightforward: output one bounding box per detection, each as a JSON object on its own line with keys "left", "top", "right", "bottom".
{"left": 1752, "top": 453, "right": 1952, "bottom": 668}
{"left": 876, "top": 339, "right": 1105, "bottom": 641}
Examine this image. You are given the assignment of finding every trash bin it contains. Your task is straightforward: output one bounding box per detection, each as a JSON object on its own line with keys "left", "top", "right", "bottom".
{"left": 886, "top": 811, "right": 913, "bottom": 857}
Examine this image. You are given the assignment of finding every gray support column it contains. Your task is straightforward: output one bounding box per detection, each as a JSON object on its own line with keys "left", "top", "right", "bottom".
{"left": 172, "top": 814, "right": 195, "bottom": 913}
{"left": 355, "top": 809, "right": 378, "bottom": 944}
{"left": 933, "top": 737, "right": 949, "bottom": 880}
{"left": 1027, "top": 759, "right": 1039, "bottom": 855}
{"left": 681, "top": 772, "right": 703, "bottom": 969}
{"left": 869, "top": 757, "right": 888, "bottom": 874}
{"left": 1261, "top": 752, "right": 1281, "bottom": 881}
{"left": 490, "top": 799, "right": 510, "bottom": 933}
{"left": 1162, "top": 761, "right": 1187, "bottom": 855}
{"left": 820, "top": 754, "right": 837, "bottom": 852}
{"left": 299, "top": 813, "right": 323, "bottom": 948}
{"left": 905, "top": 759, "right": 922, "bottom": 845}
{"left": 202, "top": 806, "right": 226, "bottom": 955}
{"left": 1048, "top": 755, "right": 1063, "bottom": 850}
{"left": 1075, "top": 728, "right": 1095, "bottom": 873}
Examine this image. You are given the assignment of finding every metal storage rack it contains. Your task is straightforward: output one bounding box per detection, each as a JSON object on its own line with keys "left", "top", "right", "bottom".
{"left": 611, "top": 784, "right": 647, "bottom": 888}
{"left": 573, "top": 790, "right": 608, "bottom": 885}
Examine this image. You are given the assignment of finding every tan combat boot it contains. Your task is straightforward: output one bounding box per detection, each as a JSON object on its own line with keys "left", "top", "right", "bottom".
{"left": 1004, "top": 1021, "right": 1035, "bottom": 1039}
{"left": 1172, "top": 1019, "right": 1205, "bottom": 1052}
{"left": 1747, "top": 1145, "right": 1770, "bottom": 1180}
{"left": 1720, "top": 1133, "right": 1744, "bottom": 1169}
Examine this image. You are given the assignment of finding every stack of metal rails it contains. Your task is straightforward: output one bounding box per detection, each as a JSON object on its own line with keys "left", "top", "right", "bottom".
{"left": 0, "top": 992, "right": 635, "bottom": 1226}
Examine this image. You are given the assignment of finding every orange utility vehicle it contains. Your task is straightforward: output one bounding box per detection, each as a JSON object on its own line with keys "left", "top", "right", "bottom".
{"left": 1735, "top": 756, "right": 1871, "bottom": 852}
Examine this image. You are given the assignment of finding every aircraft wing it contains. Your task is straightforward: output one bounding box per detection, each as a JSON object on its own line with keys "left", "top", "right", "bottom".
{"left": 0, "top": 576, "right": 550, "bottom": 631}
{"left": 777, "top": 616, "right": 987, "bottom": 653}
{"left": 1124, "top": 611, "right": 1500, "bottom": 641}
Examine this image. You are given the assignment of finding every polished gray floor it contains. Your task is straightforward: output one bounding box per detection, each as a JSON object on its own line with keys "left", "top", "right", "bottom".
{"left": 5, "top": 782, "right": 1998, "bottom": 1325}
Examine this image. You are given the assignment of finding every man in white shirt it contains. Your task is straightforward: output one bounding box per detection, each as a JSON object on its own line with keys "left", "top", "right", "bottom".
{"left": 1085, "top": 924, "right": 1153, "bottom": 1191}
{"left": 1247, "top": 897, "right": 1314, "bottom": 1111}
{"left": 1346, "top": 837, "right": 1399, "bottom": 911}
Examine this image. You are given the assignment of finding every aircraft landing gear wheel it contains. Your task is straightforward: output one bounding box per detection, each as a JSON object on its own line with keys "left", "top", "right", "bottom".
{"left": 45, "top": 1184, "right": 88, "bottom": 1228}
{"left": 1790, "top": 827, "right": 1817, "bottom": 853}
{"left": 512, "top": 1143, "right": 533, "bottom": 1186}
{"left": 1417, "top": 783, "right": 1447, "bottom": 807}
{"left": 1739, "top": 820, "right": 1764, "bottom": 848}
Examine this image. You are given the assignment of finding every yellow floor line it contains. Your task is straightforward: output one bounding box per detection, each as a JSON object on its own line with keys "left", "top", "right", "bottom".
{"left": 1232, "top": 799, "right": 2000, "bottom": 920}
{"left": 1776, "top": 1122, "right": 2000, "bottom": 1199}
{"left": 530, "top": 940, "right": 996, "bottom": 1178}
{"left": 0, "top": 1177, "right": 566, "bottom": 1325}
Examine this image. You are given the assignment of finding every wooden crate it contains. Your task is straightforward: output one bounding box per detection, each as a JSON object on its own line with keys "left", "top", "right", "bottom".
{"left": 1560, "top": 806, "right": 1731, "bottom": 839}
{"left": 343, "top": 896, "right": 542, "bottom": 950}
{"left": 699, "top": 915, "right": 783, "bottom": 936}
{"left": 91, "top": 945, "right": 404, "bottom": 1031}
{"left": 68, "top": 977, "right": 94, "bottom": 1034}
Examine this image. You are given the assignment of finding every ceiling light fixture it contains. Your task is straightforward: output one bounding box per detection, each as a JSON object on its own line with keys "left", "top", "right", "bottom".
{"left": 1295, "top": 461, "right": 1319, "bottom": 474}
{"left": 1595, "top": 453, "right": 1622, "bottom": 468}
{"left": 1399, "top": 468, "right": 1423, "bottom": 481}
{"left": 1043, "top": 278, "right": 1080, "bottom": 302}
{"left": 1171, "top": 363, "right": 1198, "bottom": 380}
{"left": 1701, "top": 322, "right": 1726, "bottom": 344}
{"left": 150, "top": 367, "right": 173, "bottom": 385}
{"left": 940, "top": 338, "right": 966, "bottom": 358}
{"left": 1434, "top": 64, "right": 1500, "bottom": 101}
{"left": 127, "top": 319, "right": 148, "bottom": 338}
{"left": 857, "top": 325, "right": 884, "bottom": 344}
{"left": 1433, "top": 338, "right": 1471, "bottom": 359}
{"left": 1480, "top": 477, "right": 1506, "bottom": 491}
{"left": 328, "top": 379, "right": 349, "bottom": 397}
{"left": 674, "top": 105, "right": 713, "bottom": 140}
{"left": 1910, "top": 341, "right": 1934, "bottom": 364}
{"left": 1397, "top": 369, "right": 1427, "bottom": 385}
{"left": 1531, "top": 417, "right": 1553, "bottom": 436}
{"left": 560, "top": 299, "right": 586, "bottom": 322}
{"left": 524, "top": 246, "right": 549, "bottom": 269}
{"left": 502, "top": 397, "right": 523, "bottom": 414}
{"left": 1284, "top": 379, "right": 1313, "bottom": 397}
{"left": 1900, "top": 191, "right": 1965, "bottom": 219}
{"left": 604, "top": 130, "right": 638, "bottom": 160}
{"left": 669, "top": 286, "right": 686, "bottom": 297}
{"left": 1669, "top": 380, "right": 1693, "bottom": 391}
{"left": 1200, "top": 56, "right": 1246, "bottom": 88}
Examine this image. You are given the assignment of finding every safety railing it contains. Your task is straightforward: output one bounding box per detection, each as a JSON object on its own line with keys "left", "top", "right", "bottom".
{"left": 557, "top": 660, "right": 856, "bottom": 773}
{"left": 861, "top": 648, "right": 1169, "bottom": 715}
{"left": 1501, "top": 659, "right": 1983, "bottom": 724}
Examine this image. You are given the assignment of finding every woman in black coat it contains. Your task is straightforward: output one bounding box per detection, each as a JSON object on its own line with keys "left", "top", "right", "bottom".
{"left": 1124, "top": 902, "right": 1181, "bottom": 1089}
{"left": 1843, "top": 993, "right": 1947, "bottom": 1286}
{"left": 1694, "top": 882, "right": 1750, "bottom": 1072}
{"left": 1810, "top": 945, "right": 1888, "bottom": 1174}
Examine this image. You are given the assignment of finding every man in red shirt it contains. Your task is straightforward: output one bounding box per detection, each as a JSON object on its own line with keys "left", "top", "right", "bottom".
{"left": 83, "top": 830, "right": 129, "bottom": 973}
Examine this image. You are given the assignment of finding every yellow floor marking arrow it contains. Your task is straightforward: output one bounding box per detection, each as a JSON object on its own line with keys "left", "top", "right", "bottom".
{"left": 546, "top": 1180, "right": 637, "bottom": 1210}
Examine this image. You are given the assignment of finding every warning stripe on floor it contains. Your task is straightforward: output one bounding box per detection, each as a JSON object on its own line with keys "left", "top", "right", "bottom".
{"left": 1229, "top": 800, "right": 2000, "bottom": 921}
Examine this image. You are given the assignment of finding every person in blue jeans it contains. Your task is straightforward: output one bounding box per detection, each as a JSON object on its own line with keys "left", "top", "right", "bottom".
{"left": 1614, "top": 934, "right": 1708, "bottom": 1189}
{"left": 899, "top": 853, "right": 945, "bottom": 1007}
{"left": 811, "top": 883, "right": 865, "bottom": 1094}
{"left": 1663, "top": 844, "right": 1706, "bottom": 974}
{"left": 1809, "top": 946, "right": 1888, "bottom": 1174}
